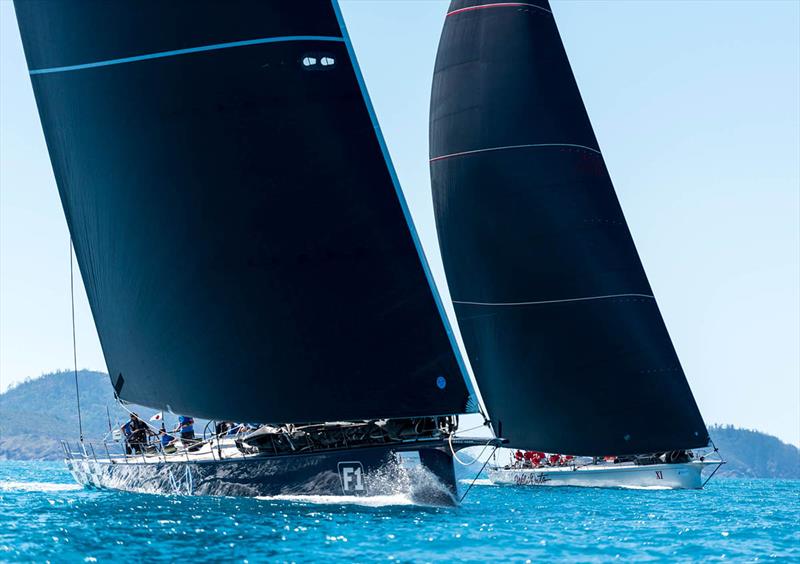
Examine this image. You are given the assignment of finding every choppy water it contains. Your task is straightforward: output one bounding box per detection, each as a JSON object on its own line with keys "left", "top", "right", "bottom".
{"left": 1, "top": 461, "right": 797, "bottom": 562}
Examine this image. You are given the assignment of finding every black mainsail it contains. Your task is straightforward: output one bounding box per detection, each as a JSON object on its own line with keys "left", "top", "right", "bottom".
{"left": 430, "top": 0, "right": 708, "bottom": 455}
{"left": 16, "top": 0, "right": 476, "bottom": 424}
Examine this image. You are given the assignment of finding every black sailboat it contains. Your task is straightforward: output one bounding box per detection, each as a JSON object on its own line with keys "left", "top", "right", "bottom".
{"left": 429, "top": 0, "right": 716, "bottom": 483}
{"left": 15, "top": 0, "right": 483, "bottom": 503}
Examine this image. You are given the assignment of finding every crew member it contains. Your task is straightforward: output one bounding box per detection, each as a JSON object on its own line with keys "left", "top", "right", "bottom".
{"left": 523, "top": 450, "right": 535, "bottom": 468}
{"left": 215, "top": 421, "right": 233, "bottom": 436}
{"left": 174, "top": 415, "right": 199, "bottom": 451}
{"left": 121, "top": 420, "right": 133, "bottom": 455}
{"left": 159, "top": 426, "right": 177, "bottom": 454}
{"left": 128, "top": 413, "right": 148, "bottom": 454}
{"left": 175, "top": 415, "right": 194, "bottom": 440}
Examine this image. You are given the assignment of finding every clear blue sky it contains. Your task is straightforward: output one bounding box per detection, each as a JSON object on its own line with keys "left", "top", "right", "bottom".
{"left": 1, "top": 1, "right": 798, "bottom": 445}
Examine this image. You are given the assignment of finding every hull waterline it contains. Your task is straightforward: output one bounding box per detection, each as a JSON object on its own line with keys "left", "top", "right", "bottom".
{"left": 488, "top": 460, "right": 720, "bottom": 490}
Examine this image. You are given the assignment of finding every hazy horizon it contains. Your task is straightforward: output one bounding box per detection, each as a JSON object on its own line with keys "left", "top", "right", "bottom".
{"left": 1, "top": 1, "right": 798, "bottom": 446}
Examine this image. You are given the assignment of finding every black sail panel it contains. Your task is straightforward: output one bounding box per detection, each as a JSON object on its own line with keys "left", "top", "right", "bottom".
{"left": 430, "top": 0, "right": 708, "bottom": 454}
{"left": 16, "top": 0, "right": 474, "bottom": 423}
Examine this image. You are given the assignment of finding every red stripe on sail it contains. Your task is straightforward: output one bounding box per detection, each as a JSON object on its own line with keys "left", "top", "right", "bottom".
{"left": 446, "top": 3, "right": 551, "bottom": 17}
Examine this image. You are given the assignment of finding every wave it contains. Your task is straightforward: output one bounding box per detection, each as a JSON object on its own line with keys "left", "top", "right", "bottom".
{"left": 458, "top": 478, "right": 495, "bottom": 487}
{"left": 255, "top": 494, "right": 415, "bottom": 507}
{"left": 0, "top": 481, "right": 82, "bottom": 493}
{"left": 618, "top": 485, "right": 674, "bottom": 491}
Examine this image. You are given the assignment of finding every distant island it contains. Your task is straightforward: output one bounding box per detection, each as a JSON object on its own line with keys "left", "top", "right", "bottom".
{"left": 706, "top": 424, "right": 799, "bottom": 479}
{"left": 0, "top": 370, "right": 181, "bottom": 460}
{"left": 1, "top": 370, "right": 797, "bottom": 479}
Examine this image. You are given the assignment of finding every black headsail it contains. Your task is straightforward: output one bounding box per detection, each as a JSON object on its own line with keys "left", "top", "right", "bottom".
{"left": 16, "top": 0, "right": 476, "bottom": 423}
{"left": 430, "top": 0, "right": 708, "bottom": 455}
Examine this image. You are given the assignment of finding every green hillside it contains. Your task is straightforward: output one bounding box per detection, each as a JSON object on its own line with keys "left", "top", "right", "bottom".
{"left": 0, "top": 371, "right": 798, "bottom": 479}
{"left": 0, "top": 370, "right": 185, "bottom": 460}
{"left": 708, "top": 424, "right": 799, "bottom": 479}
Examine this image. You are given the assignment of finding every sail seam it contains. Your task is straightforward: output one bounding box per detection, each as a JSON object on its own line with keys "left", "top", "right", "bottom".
{"left": 28, "top": 36, "right": 345, "bottom": 75}
{"left": 453, "top": 293, "right": 655, "bottom": 306}
{"left": 447, "top": 3, "right": 553, "bottom": 17}
{"left": 430, "top": 143, "right": 601, "bottom": 162}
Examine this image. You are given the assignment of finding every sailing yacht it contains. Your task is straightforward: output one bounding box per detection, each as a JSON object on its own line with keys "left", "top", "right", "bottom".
{"left": 15, "top": 0, "right": 488, "bottom": 504}
{"left": 486, "top": 452, "right": 720, "bottom": 489}
{"left": 428, "top": 0, "right": 722, "bottom": 488}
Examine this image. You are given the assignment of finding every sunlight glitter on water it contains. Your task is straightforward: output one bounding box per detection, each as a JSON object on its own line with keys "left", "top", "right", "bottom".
{"left": 1, "top": 461, "right": 798, "bottom": 562}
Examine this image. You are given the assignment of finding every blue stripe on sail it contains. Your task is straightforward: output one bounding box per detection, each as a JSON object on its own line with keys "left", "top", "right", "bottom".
{"left": 329, "top": 0, "right": 481, "bottom": 410}
{"left": 29, "top": 36, "right": 345, "bottom": 75}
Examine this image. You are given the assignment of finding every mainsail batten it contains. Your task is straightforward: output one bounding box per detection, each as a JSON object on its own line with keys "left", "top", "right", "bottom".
{"left": 16, "top": 0, "right": 475, "bottom": 423}
{"left": 430, "top": 0, "right": 709, "bottom": 454}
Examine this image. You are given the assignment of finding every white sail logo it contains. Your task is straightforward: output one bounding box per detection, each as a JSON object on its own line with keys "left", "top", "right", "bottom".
{"left": 338, "top": 462, "right": 366, "bottom": 494}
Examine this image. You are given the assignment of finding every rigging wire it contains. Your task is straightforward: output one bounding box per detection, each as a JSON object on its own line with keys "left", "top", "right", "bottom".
{"left": 448, "top": 419, "right": 495, "bottom": 466}
{"left": 448, "top": 419, "right": 500, "bottom": 501}
{"left": 69, "top": 240, "right": 84, "bottom": 442}
{"left": 701, "top": 437, "right": 725, "bottom": 488}
{"left": 449, "top": 431, "right": 495, "bottom": 466}
{"left": 459, "top": 446, "right": 497, "bottom": 503}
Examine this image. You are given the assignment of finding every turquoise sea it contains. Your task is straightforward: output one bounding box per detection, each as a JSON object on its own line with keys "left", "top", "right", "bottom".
{"left": 0, "top": 461, "right": 797, "bottom": 562}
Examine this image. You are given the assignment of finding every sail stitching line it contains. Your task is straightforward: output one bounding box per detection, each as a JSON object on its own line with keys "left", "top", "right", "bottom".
{"left": 430, "top": 143, "right": 601, "bottom": 162}
{"left": 453, "top": 293, "right": 655, "bottom": 306}
{"left": 447, "top": 3, "right": 552, "bottom": 17}
{"left": 29, "top": 36, "right": 345, "bottom": 75}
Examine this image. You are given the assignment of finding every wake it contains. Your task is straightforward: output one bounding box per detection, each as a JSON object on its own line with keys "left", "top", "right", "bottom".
{"left": 458, "top": 478, "right": 495, "bottom": 487}
{"left": 255, "top": 494, "right": 414, "bottom": 507}
{"left": 619, "top": 485, "right": 674, "bottom": 491}
{"left": 0, "top": 481, "right": 82, "bottom": 493}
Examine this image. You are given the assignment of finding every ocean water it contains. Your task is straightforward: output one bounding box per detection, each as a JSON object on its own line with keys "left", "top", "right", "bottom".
{"left": 0, "top": 461, "right": 797, "bottom": 562}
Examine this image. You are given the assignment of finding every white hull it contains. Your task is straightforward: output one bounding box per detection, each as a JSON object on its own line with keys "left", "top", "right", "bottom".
{"left": 488, "top": 460, "right": 718, "bottom": 490}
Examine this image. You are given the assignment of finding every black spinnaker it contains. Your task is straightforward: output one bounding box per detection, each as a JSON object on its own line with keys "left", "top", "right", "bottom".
{"left": 430, "top": 0, "right": 708, "bottom": 455}
{"left": 16, "top": 0, "right": 476, "bottom": 423}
